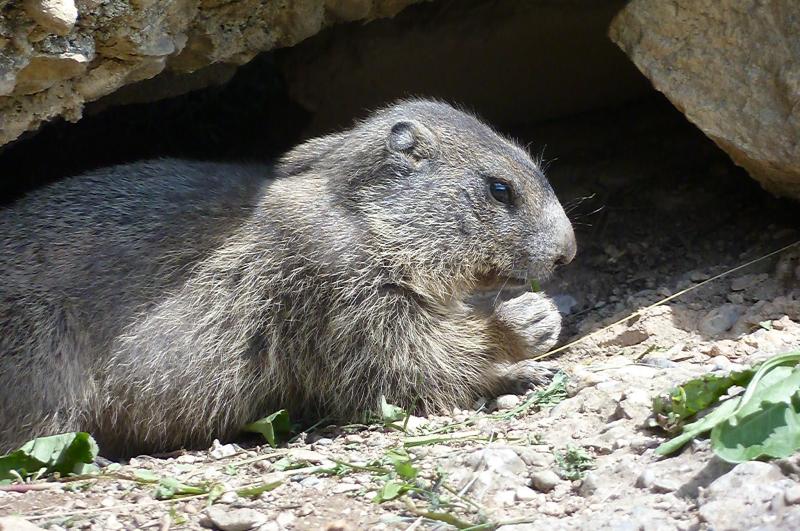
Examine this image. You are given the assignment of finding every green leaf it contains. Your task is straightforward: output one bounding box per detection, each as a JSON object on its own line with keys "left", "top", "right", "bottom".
{"left": 236, "top": 480, "right": 283, "bottom": 498}
{"left": 652, "top": 368, "right": 754, "bottom": 432}
{"left": 154, "top": 477, "right": 208, "bottom": 500}
{"left": 206, "top": 483, "right": 226, "bottom": 505}
{"left": 132, "top": 469, "right": 160, "bottom": 483}
{"left": 554, "top": 446, "right": 595, "bottom": 481}
{"left": 243, "top": 410, "right": 292, "bottom": 447}
{"left": 380, "top": 396, "right": 406, "bottom": 424}
{"left": 655, "top": 351, "right": 800, "bottom": 458}
{"left": 0, "top": 432, "right": 99, "bottom": 481}
{"left": 655, "top": 394, "right": 742, "bottom": 455}
{"left": 711, "top": 364, "right": 800, "bottom": 462}
{"left": 384, "top": 448, "right": 417, "bottom": 480}
{"left": 372, "top": 480, "right": 408, "bottom": 503}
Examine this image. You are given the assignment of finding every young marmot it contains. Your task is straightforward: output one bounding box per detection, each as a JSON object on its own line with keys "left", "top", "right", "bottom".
{"left": 0, "top": 99, "right": 575, "bottom": 456}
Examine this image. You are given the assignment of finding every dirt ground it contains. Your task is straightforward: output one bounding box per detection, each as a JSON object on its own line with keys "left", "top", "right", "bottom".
{"left": 1, "top": 97, "right": 799, "bottom": 530}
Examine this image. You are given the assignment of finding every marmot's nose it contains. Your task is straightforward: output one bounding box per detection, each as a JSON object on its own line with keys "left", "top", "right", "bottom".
{"left": 555, "top": 224, "right": 577, "bottom": 267}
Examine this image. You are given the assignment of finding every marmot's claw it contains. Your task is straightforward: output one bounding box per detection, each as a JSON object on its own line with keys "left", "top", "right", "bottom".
{"left": 496, "top": 360, "right": 558, "bottom": 394}
{"left": 495, "top": 291, "right": 562, "bottom": 356}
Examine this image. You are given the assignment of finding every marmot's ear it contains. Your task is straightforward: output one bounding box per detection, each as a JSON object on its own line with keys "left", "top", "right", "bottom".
{"left": 387, "top": 120, "right": 438, "bottom": 161}
{"left": 278, "top": 132, "right": 347, "bottom": 176}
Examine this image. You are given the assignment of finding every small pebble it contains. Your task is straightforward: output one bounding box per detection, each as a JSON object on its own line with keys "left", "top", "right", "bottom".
{"left": 531, "top": 470, "right": 560, "bottom": 493}
{"left": 495, "top": 394, "right": 521, "bottom": 410}
{"left": 785, "top": 485, "right": 800, "bottom": 505}
{"left": 514, "top": 486, "right": 539, "bottom": 501}
{"left": 636, "top": 469, "right": 655, "bottom": 489}
{"left": 578, "top": 472, "right": 599, "bottom": 496}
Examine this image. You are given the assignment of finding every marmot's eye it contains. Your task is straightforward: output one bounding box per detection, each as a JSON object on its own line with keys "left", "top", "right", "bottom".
{"left": 489, "top": 179, "right": 513, "bottom": 205}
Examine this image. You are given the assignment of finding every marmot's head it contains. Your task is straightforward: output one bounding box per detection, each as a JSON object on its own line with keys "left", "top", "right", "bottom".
{"left": 279, "top": 99, "right": 576, "bottom": 299}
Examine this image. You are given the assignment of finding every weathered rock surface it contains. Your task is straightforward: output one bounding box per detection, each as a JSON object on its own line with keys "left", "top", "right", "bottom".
{"left": 0, "top": 0, "right": 423, "bottom": 148}
{"left": 609, "top": 0, "right": 800, "bottom": 200}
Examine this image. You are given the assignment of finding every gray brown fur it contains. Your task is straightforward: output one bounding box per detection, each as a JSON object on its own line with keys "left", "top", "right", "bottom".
{"left": 0, "top": 100, "right": 575, "bottom": 456}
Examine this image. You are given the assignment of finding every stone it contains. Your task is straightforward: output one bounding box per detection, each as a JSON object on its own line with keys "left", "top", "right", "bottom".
{"left": 553, "top": 294, "right": 578, "bottom": 315}
{"left": 0, "top": 517, "right": 46, "bottom": 531}
{"left": 331, "top": 483, "right": 361, "bottom": 494}
{"left": 785, "top": 485, "right": 800, "bottom": 505}
{"left": 698, "top": 461, "right": 795, "bottom": 530}
{"left": 578, "top": 472, "right": 599, "bottom": 497}
{"left": 23, "top": 0, "right": 78, "bottom": 35}
{"left": 531, "top": 470, "right": 560, "bottom": 492}
{"left": 209, "top": 439, "right": 238, "bottom": 459}
{"left": 636, "top": 469, "right": 654, "bottom": 489}
{"left": 0, "top": 0, "right": 424, "bottom": 148}
{"left": 610, "top": 0, "right": 800, "bottom": 200}
{"left": 698, "top": 304, "right": 744, "bottom": 337}
{"left": 446, "top": 446, "right": 529, "bottom": 501}
{"left": 202, "top": 507, "right": 268, "bottom": 531}
{"left": 514, "top": 485, "right": 539, "bottom": 501}
{"left": 495, "top": 394, "right": 521, "bottom": 410}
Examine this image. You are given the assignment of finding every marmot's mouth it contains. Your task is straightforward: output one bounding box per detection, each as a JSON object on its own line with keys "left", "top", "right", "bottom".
{"left": 475, "top": 271, "right": 531, "bottom": 291}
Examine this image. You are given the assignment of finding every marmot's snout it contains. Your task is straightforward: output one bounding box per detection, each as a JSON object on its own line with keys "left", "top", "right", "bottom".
{"left": 553, "top": 214, "right": 577, "bottom": 267}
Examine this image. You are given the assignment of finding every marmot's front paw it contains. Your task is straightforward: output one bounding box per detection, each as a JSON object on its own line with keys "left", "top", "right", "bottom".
{"left": 495, "top": 292, "right": 561, "bottom": 356}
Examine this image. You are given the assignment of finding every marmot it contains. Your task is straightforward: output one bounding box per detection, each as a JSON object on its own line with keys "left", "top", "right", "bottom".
{"left": 0, "top": 99, "right": 576, "bottom": 457}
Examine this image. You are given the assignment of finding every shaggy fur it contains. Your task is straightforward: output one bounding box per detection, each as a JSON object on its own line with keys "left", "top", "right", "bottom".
{"left": 0, "top": 100, "right": 575, "bottom": 456}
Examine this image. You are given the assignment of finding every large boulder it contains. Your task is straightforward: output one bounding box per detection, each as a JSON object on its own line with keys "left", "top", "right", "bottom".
{"left": 0, "top": 0, "right": 423, "bottom": 148}
{"left": 609, "top": 0, "right": 800, "bottom": 200}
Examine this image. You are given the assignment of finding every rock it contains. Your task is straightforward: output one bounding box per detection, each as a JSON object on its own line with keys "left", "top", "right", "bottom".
{"left": 610, "top": 0, "right": 800, "bottom": 200}
{"left": 0, "top": 517, "right": 46, "bottom": 531}
{"left": 495, "top": 394, "right": 521, "bottom": 410}
{"left": 493, "top": 489, "right": 517, "bottom": 507}
{"left": 331, "top": 483, "right": 361, "bottom": 494}
{"left": 514, "top": 446, "right": 553, "bottom": 468}
{"left": 446, "top": 446, "right": 529, "bottom": 501}
{"left": 698, "top": 461, "right": 795, "bottom": 530}
{"left": 202, "top": 507, "right": 268, "bottom": 531}
{"left": 275, "top": 511, "right": 296, "bottom": 527}
{"left": 0, "top": 0, "right": 423, "bottom": 148}
{"left": 578, "top": 472, "right": 599, "bottom": 497}
{"left": 531, "top": 470, "right": 560, "bottom": 493}
{"left": 785, "top": 485, "right": 800, "bottom": 505}
{"left": 698, "top": 304, "right": 744, "bottom": 337}
{"left": 209, "top": 439, "right": 238, "bottom": 459}
{"left": 636, "top": 469, "right": 655, "bottom": 489}
{"left": 23, "top": 0, "right": 78, "bottom": 35}
{"left": 553, "top": 294, "right": 578, "bottom": 315}
{"left": 514, "top": 485, "right": 539, "bottom": 501}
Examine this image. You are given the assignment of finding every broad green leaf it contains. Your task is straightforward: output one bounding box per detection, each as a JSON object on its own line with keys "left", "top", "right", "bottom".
{"left": 243, "top": 410, "right": 292, "bottom": 447}
{"left": 373, "top": 480, "right": 407, "bottom": 503}
{"left": 655, "top": 351, "right": 800, "bottom": 458}
{"left": 0, "top": 432, "right": 99, "bottom": 481}
{"left": 711, "top": 364, "right": 800, "bottom": 462}
{"left": 726, "top": 352, "right": 800, "bottom": 420}
{"left": 380, "top": 396, "right": 406, "bottom": 423}
{"left": 236, "top": 480, "right": 283, "bottom": 498}
{"left": 712, "top": 397, "right": 800, "bottom": 462}
{"left": 384, "top": 448, "right": 417, "bottom": 480}
{"left": 394, "top": 460, "right": 418, "bottom": 481}
{"left": 657, "top": 365, "right": 792, "bottom": 456}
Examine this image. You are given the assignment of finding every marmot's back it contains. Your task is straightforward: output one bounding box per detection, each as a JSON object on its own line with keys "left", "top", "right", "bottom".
{"left": 0, "top": 159, "right": 267, "bottom": 325}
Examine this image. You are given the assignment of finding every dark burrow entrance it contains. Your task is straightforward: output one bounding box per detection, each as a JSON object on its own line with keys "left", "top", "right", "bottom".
{"left": 1, "top": 0, "right": 797, "bottom": 350}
